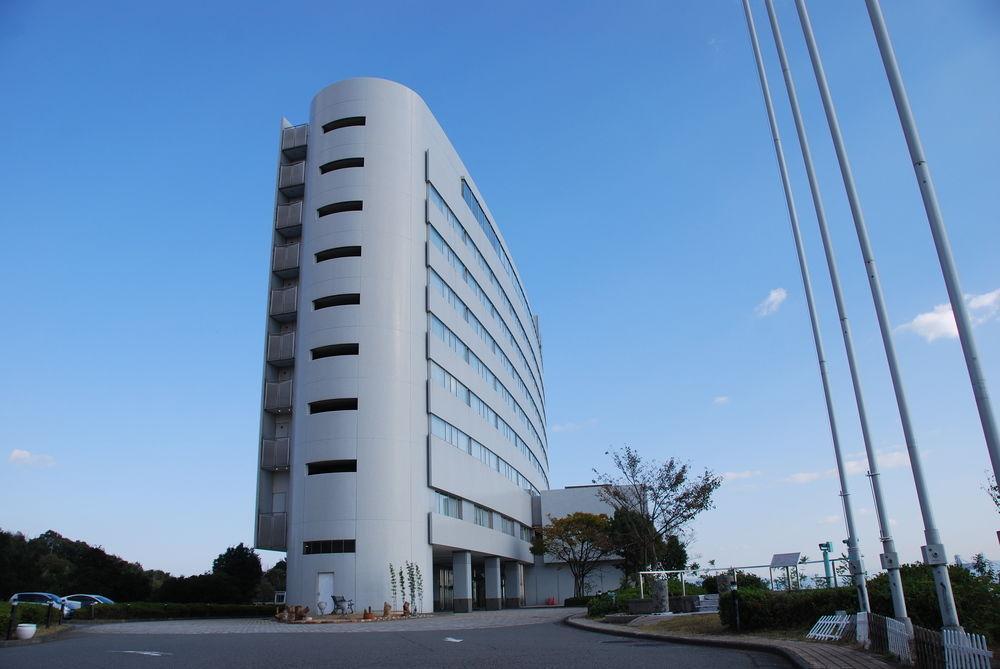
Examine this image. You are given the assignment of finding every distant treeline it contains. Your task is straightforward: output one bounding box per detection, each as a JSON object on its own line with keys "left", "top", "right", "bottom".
{"left": 0, "top": 529, "right": 285, "bottom": 604}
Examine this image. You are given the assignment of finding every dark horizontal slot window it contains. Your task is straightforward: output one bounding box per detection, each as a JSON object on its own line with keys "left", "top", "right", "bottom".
{"left": 319, "top": 157, "right": 364, "bottom": 174}
{"left": 309, "top": 398, "right": 358, "bottom": 414}
{"left": 307, "top": 459, "right": 357, "bottom": 475}
{"left": 315, "top": 246, "right": 361, "bottom": 263}
{"left": 322, "top": 116, "right": 366, "bottom": 133}
{"left": 302, "top": 539, "right": 356, "bottom": 555}
{"left": 311, "top": 343, "right": 359, "bottom": 360}
{"left": 313, "top": 293, "right": 360, "bottom": 310}
{"left": 317, "top": 201, "right": 363, "bottom": 218}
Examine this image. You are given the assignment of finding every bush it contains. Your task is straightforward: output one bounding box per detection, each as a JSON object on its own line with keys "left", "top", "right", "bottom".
{"left": 719, "top": 588, "right": 859, "bottom": 631}
{"left": 587, "top": 594, "right": 618, "bottom": 618}
{"left": 0, "top": 602, "right": 67, "bottom": 633}
{"left": 71, "top": 602, "right": 275, "bottom": 620}
{"left": 868, "top": 563, "right": 999, "bottom": 643}
{"left": 563, "top": 596, "right": 591, "bottom": 607}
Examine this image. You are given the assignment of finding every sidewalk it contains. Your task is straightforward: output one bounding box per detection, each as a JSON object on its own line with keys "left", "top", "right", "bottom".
{"left": 566, "top": 613, "right": 893, "bottom": 669}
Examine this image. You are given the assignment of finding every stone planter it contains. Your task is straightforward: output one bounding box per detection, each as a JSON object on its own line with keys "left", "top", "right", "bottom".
{"left": 625, "top": 599, "right": 655, "bottom": 615}
{"left": 15, "top": 623, "right": 37, "bottom": 640}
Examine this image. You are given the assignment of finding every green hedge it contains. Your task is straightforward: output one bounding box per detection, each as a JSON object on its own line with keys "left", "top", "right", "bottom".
{"left": 563, "top": 596, "right": 592, "bottom": 607}
{"left": 73, "top": 602, "right": 275, "bottom": 620}
{"left": 1, "top": 602, "right": 65, "bottom": 635}
{"left": 718, "top": 564, "right": 1000, "bottom": 642}
{"left": 718, "top": 588, "right": 859, "bottom": 631}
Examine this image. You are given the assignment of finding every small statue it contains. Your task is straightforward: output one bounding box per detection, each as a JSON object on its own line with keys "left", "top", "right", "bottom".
{"left": 402, "top": 601, "right": 411, "bottom": 616}
{"left": 383, "top": 602, "right": 392, "bottom": 618}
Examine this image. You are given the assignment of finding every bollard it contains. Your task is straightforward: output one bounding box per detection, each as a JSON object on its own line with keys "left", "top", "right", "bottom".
{"left": 6, "top": 603, "right": 17, "bottom": 640}
{"left": 46, "top": 603, "right": 52, "bottom": 628}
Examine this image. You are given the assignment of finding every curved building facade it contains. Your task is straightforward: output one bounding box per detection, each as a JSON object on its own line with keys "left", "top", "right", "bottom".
{"left": 255, "top": 78, "right": 548, "bottom": 613}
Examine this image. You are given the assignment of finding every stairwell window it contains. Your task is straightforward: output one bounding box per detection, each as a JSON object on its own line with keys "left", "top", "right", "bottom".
{"left": 317, "top": 201, "right": 363, "bottom": 218}
{"left": 309, "top": 398, "right": 358, "bottom": 414}
{"left": 322, "top": 116, "right": 366, "bottom": 133}
{"left": 319, "top": 157, "right": 364, "bottom": 174}
{"left": 313, "top": 294, "right": 360, "bottom": 310}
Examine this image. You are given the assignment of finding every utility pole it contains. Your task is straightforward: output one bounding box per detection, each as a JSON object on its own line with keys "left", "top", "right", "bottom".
{"left": 763, "top": 0, "right": 908, "bottom": 629}
{"left": 865, "top": 0, "right": 1000, "bottom": 495}
{"left": 741, "top": 0, "right": 870, "bottom": 613}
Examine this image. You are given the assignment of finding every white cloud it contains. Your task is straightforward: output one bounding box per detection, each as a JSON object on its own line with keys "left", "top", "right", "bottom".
{"left": 843, "top": 448, "right": 910, "bottom": 476}
{"left": 786, "top": 471, "right": 823, "bottom": 484}
{"left": 899, "top": 289, "right": 1000, "bottom": 342}
{"left": 550, "top": 418, "right": 597, "bottom": 434}
{"left": 8, "top": 449, "right": 55, "bottom": 468}
{"left": 755, "top": 288, "right": 788, "bottom": 317}
{"left": 722, "top": 470, "right": 761, "bottom": 482}
{"left": 713, "top": 396, "right": 730, "bottom": 405}
{"left": 819, "top": 514, "right": 841, "bottom": 525}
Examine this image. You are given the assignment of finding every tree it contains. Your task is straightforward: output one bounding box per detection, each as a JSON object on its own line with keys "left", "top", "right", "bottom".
{"left": 212, "top": 543, "right": 262, "bottom": 604}
{"left": 593, "top": 446, "right": 722, "bottom": 573}
{"left": 987, "top": 473, "right": 999, "bottom": 513}
{"left": 536, "top": 512, "right": 615, "bottom": 597}
{"left": 608, "top": 509, "right": 687, "bottom": 586}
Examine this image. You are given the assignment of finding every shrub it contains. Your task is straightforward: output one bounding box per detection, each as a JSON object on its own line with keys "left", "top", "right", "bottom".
{"left": 72, "top": 602, "right": 275, "bottom": 620}
{"left": 587, "top": 594, "right": 618, "bottom": 618}
{"left": 563, "top": 596, "right": 591, "bottom": 607}
{"left": 719, "top": 588, "right": 859, "bottom": 631}
{"left": 0, "top": 602, "right": 66, "bottom": 633}
{"left": 868, "top": 563, "right": 999, "bottom": 643}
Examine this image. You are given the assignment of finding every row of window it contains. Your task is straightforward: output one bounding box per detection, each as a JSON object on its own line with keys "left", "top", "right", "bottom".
{"left": 428, "top": 314, "right": 546, "bottom": 477}
{"left": 430, "top": 411, "right": 545, "bottom": 494}
{"left": 429, "top": 185, "right": 544, "bottom": 397}
{"left": 428, "top": 222, "right": 545, "bottom": 421}
{"left": 434, "top": 491, "right": 533, "bottom": 543}
{"left": 303, "top": 539, "right": 356, "bottom": 555}
{"left": 428, "top": 269, "right": 547, "bottom": 465}
{"left": 430, "top": 360, "right": 546, "bottom": 481}
{"left": 458, "top": 180, "right": 539, "bottom": 361}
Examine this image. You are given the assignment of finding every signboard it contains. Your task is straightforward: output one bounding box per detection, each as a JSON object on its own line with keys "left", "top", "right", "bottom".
{"left": 770, "top": 552, "right": 801, "bottom": 568}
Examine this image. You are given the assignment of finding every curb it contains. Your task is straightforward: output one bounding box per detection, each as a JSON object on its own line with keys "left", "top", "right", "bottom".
{"left": 563, "top": 613, "right": 810, "bottom": 669}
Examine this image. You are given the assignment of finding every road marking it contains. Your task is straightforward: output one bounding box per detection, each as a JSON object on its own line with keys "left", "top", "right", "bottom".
{"left": 444, "top": 637, "right": 463, "bottom": 643}
{"left": 109, "top": 651, "right": 173, "bottom": 656}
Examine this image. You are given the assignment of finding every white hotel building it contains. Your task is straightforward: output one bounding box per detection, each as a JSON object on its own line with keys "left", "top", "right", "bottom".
{"left": 255, "top": 78, "right": 616, "bottom": 612}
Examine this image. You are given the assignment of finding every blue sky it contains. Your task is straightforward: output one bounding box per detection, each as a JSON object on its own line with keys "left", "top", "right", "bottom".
{"left": 1, "top": 0, "right": 997, "bottom": 577}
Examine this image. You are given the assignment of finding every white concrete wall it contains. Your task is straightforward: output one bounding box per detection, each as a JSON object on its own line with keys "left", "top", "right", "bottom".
{"left": 272, "top": 78, "right": 548, "bottom": 613}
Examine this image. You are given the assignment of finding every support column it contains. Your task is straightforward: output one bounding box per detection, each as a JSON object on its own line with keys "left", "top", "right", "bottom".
{"left": 452, "top": 551, "right": 472, "bottom": 613}
{"left": 484, "top": 557, "right": 502, "bottom": 610}
{"left": 504, "top": 562, "right": 524, "bottom": 608}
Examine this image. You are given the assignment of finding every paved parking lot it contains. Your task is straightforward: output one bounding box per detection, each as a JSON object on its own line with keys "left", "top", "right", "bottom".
{"left": 82, "top": 606, "right": 577, "bottom": 635}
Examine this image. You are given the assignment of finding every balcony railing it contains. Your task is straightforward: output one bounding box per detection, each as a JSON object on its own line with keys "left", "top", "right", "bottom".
{"left": 261, "top": 438, "right": 290, "bottom": 470}
{"left": 269, "top": 286, "right": 297, "bottom": 322}
{"left": 264, "top": 381, "right": 293, "bottom": 413}
{"left": 272, "top": 242, "right": 300, "bottom": 278}
{"left": 266, "top": 331, "right": 295, "bottom": 366}
{"left": 281, "top": 124, "right": 308, "bottom": 160}
{"left": 275, "top": 201, "right": 302, "bottom": 237}
{"left": 278, "top": 162, "right": 305, "bottom": 198}
{"left": 256, "top": 512, "right": 287, "bottom": 550}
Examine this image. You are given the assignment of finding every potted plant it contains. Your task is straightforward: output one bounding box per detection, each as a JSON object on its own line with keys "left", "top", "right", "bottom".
{"left": 16, "top": 623, "right": 37, "bottom": 640}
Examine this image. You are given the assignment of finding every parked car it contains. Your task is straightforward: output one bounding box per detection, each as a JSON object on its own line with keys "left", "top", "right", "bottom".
{"left": 63, "top": 594, "right": 115, "bottom": 607}
{"left": 8, "top": 592, "right": 73, "bottom": 616}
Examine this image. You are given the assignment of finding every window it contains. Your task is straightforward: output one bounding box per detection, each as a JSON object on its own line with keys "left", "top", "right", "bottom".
{"left": 316, "top": 246, "right": 361, "bottom": 262}
{"left": 302, "top": 539, "right": 356, "bottom": 555}
{"left": 307, "top": 460, "right": 357, "bottom": 475}
{"left": 319, "top": 157, "right": 364, "bottom": 174}
{"left": 313, "top": 293, "right": 360, "bottom": 309}
{"left": 435, "top": 491, "right": 462, "bottom": 519}
{"left": 311, "top": 343, "right": 359, "bottom": 360}
{"left": 322, "top": 116, "right": 366, "bottom": 133}
{"left": 309, "top": 398, "right": 358, "bottom": 414}
{"left": 317, "top": 201, "right": 363, "bottom": 218}
{"left": 474, "top": 505, "right": 492, "bottom": 528}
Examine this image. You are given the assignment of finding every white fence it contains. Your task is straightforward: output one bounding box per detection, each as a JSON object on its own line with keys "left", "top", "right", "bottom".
{"left": 942, "top": 628, "right": 992, "bottom": 669}
{"left": 886, "top": 616, "right": 912, "bottom": 665}
{"left": 856, "top": 611, "right": 869, "bottom": 644}
{"left": 808, "top": 614, "right": 853, "bottom": 641}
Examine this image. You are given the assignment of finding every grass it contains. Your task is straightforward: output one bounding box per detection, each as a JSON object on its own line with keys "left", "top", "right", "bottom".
{"left": 640, "top": 613, "right": 810, "bottom": 641}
